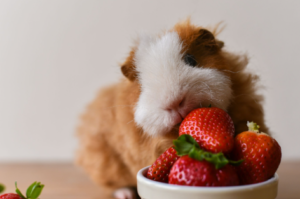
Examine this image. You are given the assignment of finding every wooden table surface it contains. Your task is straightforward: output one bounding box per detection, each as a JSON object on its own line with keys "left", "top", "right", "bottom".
{"left": 0, "top": 161, "right": 299, "bottom": 199}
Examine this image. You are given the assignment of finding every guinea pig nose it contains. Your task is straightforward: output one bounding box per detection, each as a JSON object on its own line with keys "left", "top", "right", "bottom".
{"left": 168, "top": 109, "right": 184, "bottom": 124}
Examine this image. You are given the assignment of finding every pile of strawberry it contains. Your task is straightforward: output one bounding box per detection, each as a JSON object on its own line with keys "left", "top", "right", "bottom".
{"left": 146, "top": 107, "right": 282, "bottom": 186}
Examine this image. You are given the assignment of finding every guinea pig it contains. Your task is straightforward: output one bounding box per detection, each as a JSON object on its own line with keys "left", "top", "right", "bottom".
{"left": 76, "top": 20, "right": 269, "bottom": 199}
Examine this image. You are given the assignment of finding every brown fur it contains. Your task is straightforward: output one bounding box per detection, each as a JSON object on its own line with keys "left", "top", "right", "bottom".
{"left": 76, "top": 20, "right": 268, "bottom": 195}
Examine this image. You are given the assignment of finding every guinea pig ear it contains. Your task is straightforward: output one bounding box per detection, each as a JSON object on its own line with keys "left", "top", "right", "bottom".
{"left": 121, "top": 51, "right": 137, "bottom": 81}
{"left": 195, "top": 29, "right": 222, "bottom": 53}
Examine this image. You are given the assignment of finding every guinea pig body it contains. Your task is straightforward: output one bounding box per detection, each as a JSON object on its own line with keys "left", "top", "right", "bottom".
{"left": 76, "top": 20, "right": 268, "bottom": 198}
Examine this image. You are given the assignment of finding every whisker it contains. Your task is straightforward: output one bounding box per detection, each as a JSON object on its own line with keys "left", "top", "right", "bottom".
{"left": 127, "top": 120, "right": 134, "bottom": 124}
{"left": 201, "top": 82, "right": 214, "bottom": 99}
{"left": 100, "top": 104, "right": 136, "bottom": 110}
{"left": 222, "top": 69, "right": 243, "bottom": 74}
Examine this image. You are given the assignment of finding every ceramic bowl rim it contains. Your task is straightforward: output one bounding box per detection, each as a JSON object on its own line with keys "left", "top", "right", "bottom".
{"left": 137, "top": 166, "right": 279, "bottom": 192}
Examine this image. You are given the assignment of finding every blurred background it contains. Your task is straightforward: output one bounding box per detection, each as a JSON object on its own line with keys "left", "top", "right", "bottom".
{"left": 0, "top": 0, "right": 299, "bottom": 163}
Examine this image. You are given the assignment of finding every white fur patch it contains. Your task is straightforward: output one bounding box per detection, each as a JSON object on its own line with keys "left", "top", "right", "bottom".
{"left": 134, "top": 32, "right": 232, "bottom": 136}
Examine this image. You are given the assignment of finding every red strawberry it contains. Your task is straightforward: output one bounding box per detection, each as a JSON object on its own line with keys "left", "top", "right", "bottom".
{"left": 146, "top": 146, "right": 180, "bottom": 182}
{"left": 0, "top": 194, "right": 22, "bottom": 199}
{"left": 179, "top": 107, "right": 235, "bottom": 154}
{"left": 232, "top": 122, "right": 282, "bottom": 185}
{"left": 169, "top": 155, "right": 239, "bottom": 186}
{"left": 168, "top": 134, "right": 242, "bottom": 186}
{"left": 0, "top": 182, "right": 44, "bottom": 199}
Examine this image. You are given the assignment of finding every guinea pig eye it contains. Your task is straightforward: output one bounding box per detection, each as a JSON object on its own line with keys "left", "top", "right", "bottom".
{"left": 183, "top": 54, "right": 197, "bottom": 67}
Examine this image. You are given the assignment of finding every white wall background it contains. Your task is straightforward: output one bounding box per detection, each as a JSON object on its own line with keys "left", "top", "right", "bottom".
{"left": 0, "top": 0, "right": 299, "bottom": 162}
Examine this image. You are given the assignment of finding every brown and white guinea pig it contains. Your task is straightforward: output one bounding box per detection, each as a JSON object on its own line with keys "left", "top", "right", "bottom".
{"left": 76, "top": 20, "right": 269, "bottom": 199}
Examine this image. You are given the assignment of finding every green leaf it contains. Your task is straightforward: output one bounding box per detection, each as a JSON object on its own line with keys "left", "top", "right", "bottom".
{"left": 173, "top": 134, "right": 201, "bottom": 156}
{"left": 188, "top": 145, "right": 204, "bottom": 161}
{"left": 172, "top": 135, "right": 244, "bottom": 169}
{"left": 213, "top": 153, "right": 229, "bottom": 169}
{"left": 0, "top": 183, "right": 5, "bottom": 193}
{"left": 30, "top": 184, "right": 44, "bottom": 198}
{"left": 15, "top": 182, "right": 26, "bottom": 199}
{"left": 183, "top": 134, "right": 199, "bottom": 147}
{"left": 28, "top": 182, "right": 39, "bottom": 198}
{"left": 229, "top": 159, "right": 244, "bottom": 166}
{"left": 26, "top": 181, "right": 37, "bottom": 198}
{"left": 27, "top": 182, "right": 44, "bottom": 199}
{"left": 173, "top": 139, "right": 194, "bottom": 156}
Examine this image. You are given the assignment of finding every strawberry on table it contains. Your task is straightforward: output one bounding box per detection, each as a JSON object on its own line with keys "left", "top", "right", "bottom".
{"left": 146, "top": 146, "right": 180, "bottom": 182}
{"left": 232, "top": 122, "right": 282, "bottom": 185}
{"left": 179, "top": 107, "right": 235, "bottom": 154}
{"left": 168, "top": 134, "right": 242, "bottom": 186}
{"left": 0, "top": 182, "right": 44, "bottom": 199}
{"left": 0, "top": 193, "right": 23, "bottom": 199}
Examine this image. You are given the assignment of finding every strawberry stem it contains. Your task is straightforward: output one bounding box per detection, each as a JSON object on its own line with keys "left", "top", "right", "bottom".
{"left": 247, "top": 121, "right": 260, "bottom": 133}
{"left": 173, "top": 135, "right": 243, "bottom": 169}
{"left": 15, "top": 182, "right": 26, "bottom": 199}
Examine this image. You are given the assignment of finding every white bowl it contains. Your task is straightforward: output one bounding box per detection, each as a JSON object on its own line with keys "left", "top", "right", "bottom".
{"left": 137, "top": 166, "right": 278, "bottom": 199}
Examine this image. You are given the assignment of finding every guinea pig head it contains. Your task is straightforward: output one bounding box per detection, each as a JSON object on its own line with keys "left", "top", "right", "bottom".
{"left": 121, "top": 22, "right": 233, "bottom": 137}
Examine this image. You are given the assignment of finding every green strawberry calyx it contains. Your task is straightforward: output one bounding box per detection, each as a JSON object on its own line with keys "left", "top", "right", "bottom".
{"left": 0, "top": 183, "right": 5, "bottom": 194}
{"left": 15, "top": 181, "right": 44, "bottom": 199}
{"left": 173, "top": 135, "right": 243, "bottom": 169}
{"left": 247, "top": 121, "right": 260, "bottom": 133}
